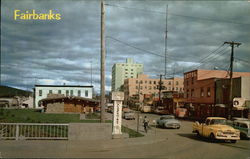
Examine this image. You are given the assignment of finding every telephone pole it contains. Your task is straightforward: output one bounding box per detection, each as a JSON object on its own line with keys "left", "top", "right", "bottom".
{"left": 224, "top": 41, "right": 241, "bottom": 119}
{"left": 164, "top": 5, "right": 168, "bottom": 78}
{"left": 100, "top": 0, "right": 106, "bottom": 123}
{"left": 158, "top": 74, "right": 163, "bottom": 106}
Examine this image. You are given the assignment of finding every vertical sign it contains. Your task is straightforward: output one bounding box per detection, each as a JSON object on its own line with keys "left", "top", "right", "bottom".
{"left": 112, "top": 92, "right": 124, "bottom": 138}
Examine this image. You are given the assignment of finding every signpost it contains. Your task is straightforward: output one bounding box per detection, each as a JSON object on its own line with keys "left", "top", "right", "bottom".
{"left": 111, "top": 92, "right": 124, "bottom": 139}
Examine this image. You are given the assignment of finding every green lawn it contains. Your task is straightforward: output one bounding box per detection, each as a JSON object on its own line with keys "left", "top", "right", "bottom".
{"left": 0, "top": 109, "right": 110, "bottom": 123}
{"left": 122, "top": 126, "right": 144, "bottom": 138}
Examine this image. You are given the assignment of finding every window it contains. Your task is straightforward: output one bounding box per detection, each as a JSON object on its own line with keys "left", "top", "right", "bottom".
{"left": 191, "top": 89, "right": 194, "bottom": 97}
{"left": 180, "top": 88, "right": 182, "bottom": 91}
{"left": 85, "top": 90, "right": 88, "bottom": 97}
{"left": 66, "top": 90, "right": 69, "bottom": 96}
{"left": 140, "top": 86, "right": 143, "bottom": 89}
{"left": 154, "top": 81, "right": 156, "bottom": 84}
{"left": 39, "top": 90, "right": 42, "bottom": 96}
{"left": 131, "top": 69, "right": 133, "bottom": 71}
{"left": 207, "top": 87, "right": 211, "bottom": 97}
{"left": 140, "top": 80, "right": 143, "bottom": 84}
{"left": 200, "top": 88, "right": 204, "bottom": 97}
{"left": 136, "top": 80, "right": 138, "bottom": 84}
{"left": 49, "top": 90, "right": 52, "bottom": 94}
{"left": 70, "top": 90, "right": 73, "bottom": 96}
{"left": 78, "top": 90, "right": 81, "bottom": 97}
{"left": 149, "top": 81, "right": 152, "bottom": 84}
{"left": 58, "top": 90, "right": 61, "bottom": 94}
{"left": 168, "top": 81, "right": 171, "bottom": 85}
{"left": 136, "top": 86, "right": 138, "bottom": 89}
{"left": 187, "top": 89, "right": 189, "bottom": 98}
{"left": 145, "top": 80, "right": 147, "bottom": 84}
{"left": 176, "top": 87, "right": 178, "bottom": 91}
{"left": 187, "top": 81, "right": 189, "bottom": 86}
{"left": 145, "top": 86, "right": 147, "bottom": 89}
{"left": 176, "top": 81, "right": 179, "bottom": 85}
{"left": 191, "top": 77, "right": 194, "bottom": 84}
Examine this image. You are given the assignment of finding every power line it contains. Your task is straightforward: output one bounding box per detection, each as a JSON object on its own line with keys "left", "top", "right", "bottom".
{"left": 106, "top": 36, "right": 165, "bottom": 58}
{"left": 105, "top": 4, "right": 250, "bottom": 26}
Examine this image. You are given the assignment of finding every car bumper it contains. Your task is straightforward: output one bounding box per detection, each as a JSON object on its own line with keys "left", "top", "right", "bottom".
{"left": 215, "top": 135, "right": 240, "bottom": 140}
{"left": 165, "top": 124, "right": 180, "bottom": 128}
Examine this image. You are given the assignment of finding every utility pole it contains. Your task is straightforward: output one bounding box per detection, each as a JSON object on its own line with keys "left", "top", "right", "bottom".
{"left": 90, "top": 61, "right": 93, "bottom": 86}
{"left": 224, "top": 41, "right": 241, "bottom": 119}
{"left": 164, "top": 5, "right": 168, "bottom": 78}
{"left": 137, "top": 81, "right": 141, "bottom": 133}
{"left": 100, "top": 0, "right": 106, "bottom": 123}
{"left": 158, "top": 74, "right": 163, "bottom": 106}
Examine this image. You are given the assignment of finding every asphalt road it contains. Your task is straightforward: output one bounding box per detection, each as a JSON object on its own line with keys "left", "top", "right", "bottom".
{"left": 117, "top": 112, "right": 250, "bottom": 159}
{"left": 0, "top": 112, "right": 249, "bottom": 158}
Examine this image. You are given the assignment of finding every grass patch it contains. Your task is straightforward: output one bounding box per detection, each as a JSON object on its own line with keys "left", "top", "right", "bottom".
{"left": 0, "top": 109, "right": 111, "bottom": 123}
{"left": 86, "top": 112, "right": 100, "bottom": 119}
{"left": 122, "top": 125, "right": 144, "bottom": 138}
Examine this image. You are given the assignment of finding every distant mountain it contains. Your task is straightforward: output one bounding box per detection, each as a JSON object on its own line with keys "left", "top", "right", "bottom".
{"left": 0, "top": 85, "right": 32, "bottom": 97}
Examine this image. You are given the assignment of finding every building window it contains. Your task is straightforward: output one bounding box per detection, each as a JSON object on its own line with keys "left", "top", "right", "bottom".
{"left": 168, "top": 81, "right": 171, "bottom": 85}
{"left": 140, "top": 80, "right": 143, "bottom": 84}
{"left": 207, "top": 87, "right": 211, "bottom": 97}
{"left": 176, "top": 81, "right": 179, "bottom": 85}
{"left": 78, "top": 90, "right": 81, "bottom": 97}
{"left": 176, "top": 87, "right": 178, "bottom": 91}
{"left": 149, "top": 86, "right": 152, "bottom": 90}
{"left": 66, "top": 90, "right": 69, "bottom": 96}
{"left": 70, "top": 90, "right": 73, "bottom": 96}
{"left": 58, "top": 90, "right": 61, "bottom": 94}
{"left": 149, "top": 81, "right": 152, "bottom": 84}
{"left": 191, "top": 89, "right": 194, "bottom": 97}
{"left": 49, "top": 90, "right": 52, "bottom": 94}
{"left": 136, "top": 86, "right": 138, "bottom": 89}
{"left": 191, "top": 77, "right": 194, "bottom": 84}
{"left": 136, "top": 80, "right": 138, "bottom": 84}
{"left": 85, "top": 90, "right": 88, "bottom": 97}
{"left": 145, "top": 86, "right": 147, "bottom": 89}
{"left": 154, "top": 81, "right": 156, "bottom": 84}
{"left": 187, "top": 90, "right": 189, "bottom": 98}
{"left": 200, "top": 88, "right": 204, "bottom": 97}
{"left": 39, "top": 90, "right": 42, "bottom": 96}
{"left": 131, "top": 69, "right": 133, "bottom": 71}
{"left": 187, "top": 81, "right": 189, "bottom": 86}
{"left": 180, "top": 88, "right": 182, "bottom": 91}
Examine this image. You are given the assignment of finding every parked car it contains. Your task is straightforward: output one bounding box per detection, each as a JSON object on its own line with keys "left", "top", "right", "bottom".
{"left": 231, "top": 119, "right": 250, "bottom": 139}
{"left": 193, "top": 117, "right": 240, "bottom": 143}
{"left": 122, "top": 110, "right": 135, "bottom": 120}
{"left": 156, "top": 115, "right": 181, "bottom": 129}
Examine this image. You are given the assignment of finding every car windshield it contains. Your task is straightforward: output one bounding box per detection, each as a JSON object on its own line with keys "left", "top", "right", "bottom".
{"left": 210, "top": 119, "right": 226, "bottom": 125}
{"left": 162, "top": 116, "right": 174, "bottom": 120}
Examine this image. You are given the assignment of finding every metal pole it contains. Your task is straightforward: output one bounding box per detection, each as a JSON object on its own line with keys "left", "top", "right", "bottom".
{"left": 100, "top": 0, "right": 106, "bottom": 123}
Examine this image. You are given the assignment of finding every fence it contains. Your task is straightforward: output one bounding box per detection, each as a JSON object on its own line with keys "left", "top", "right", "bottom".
{"left": 0, "top": 123, "right": 69, "bottom": 140}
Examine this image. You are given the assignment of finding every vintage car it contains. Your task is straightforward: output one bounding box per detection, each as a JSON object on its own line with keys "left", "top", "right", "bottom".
{"left": 231, "top": 119, "right": 250, "bottom": 139}
{"left": 156, "top": 115, "right": 181, "bottom": 129}
{"left": 193, "top": 117, "right": 240, "bottom": 143}
{"left": 122, "top": 110, "right": 135, "bottom": 120}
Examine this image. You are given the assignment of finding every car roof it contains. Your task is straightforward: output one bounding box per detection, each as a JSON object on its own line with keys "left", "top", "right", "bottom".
{"left": 234, "top": 120, "right": 250, "bottom": 124}
{"left": 207, "top": 117, "right": 226, "bottom": 120}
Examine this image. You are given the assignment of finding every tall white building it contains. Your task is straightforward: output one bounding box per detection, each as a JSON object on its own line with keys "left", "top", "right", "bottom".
{"left": 34, "top": 85, "right": 93, "bottom": 108}
{"left": 112, "top": 58, "right": 143, "bottom": 91}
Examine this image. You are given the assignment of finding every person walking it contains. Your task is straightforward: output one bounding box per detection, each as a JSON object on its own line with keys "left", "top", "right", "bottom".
{"left": 143, "top": 116, "right": 149, "bottom": 133}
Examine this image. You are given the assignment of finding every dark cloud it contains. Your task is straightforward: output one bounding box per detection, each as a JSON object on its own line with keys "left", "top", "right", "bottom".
{"left": 1, "top": 0, "right": 250, "bottom": 92}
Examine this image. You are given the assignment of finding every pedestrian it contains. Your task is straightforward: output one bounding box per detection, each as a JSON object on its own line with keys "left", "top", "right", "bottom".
{"left": 143, "top": 116, "right": 149, "bottom": 133}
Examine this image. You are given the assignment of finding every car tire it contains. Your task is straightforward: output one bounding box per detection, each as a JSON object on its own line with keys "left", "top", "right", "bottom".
{"left": 210, "top": 133, "right": 216, "bottom": 143}
{"left": 177, "top": 126, "right": 180, "bottom": 129}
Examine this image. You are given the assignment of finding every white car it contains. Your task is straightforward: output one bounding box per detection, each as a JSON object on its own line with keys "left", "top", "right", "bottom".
{"left": 156, "top": 115, "right": 181, "bottom": 129}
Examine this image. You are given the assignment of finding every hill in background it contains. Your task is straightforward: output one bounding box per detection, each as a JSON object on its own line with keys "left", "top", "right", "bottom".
{"left": 0, "top": 85, "right": 32, "bottom": 97}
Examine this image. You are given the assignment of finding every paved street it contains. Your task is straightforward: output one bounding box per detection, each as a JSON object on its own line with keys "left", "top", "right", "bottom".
{"left": 0, "top": 112, "right": 249, "bottom": 158}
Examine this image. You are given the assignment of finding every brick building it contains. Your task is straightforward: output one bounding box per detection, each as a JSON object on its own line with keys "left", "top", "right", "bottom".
{"left": 184, "top": 69, "right": 250, "bottom": 119}
{"left": 123, "top": 74, "right": 184, "bottom": 105}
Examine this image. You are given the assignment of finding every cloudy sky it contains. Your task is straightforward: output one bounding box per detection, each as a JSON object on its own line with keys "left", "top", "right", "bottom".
{"left": 1, "top": 0, "right": 250, "bottom": 93}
